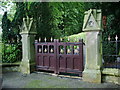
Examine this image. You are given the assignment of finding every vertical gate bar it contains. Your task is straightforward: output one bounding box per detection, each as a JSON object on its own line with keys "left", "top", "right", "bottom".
{"left": 71, "top": 45, "right": 74, "bottom": 54}
{"left": 71, "top": 45, "right": 74, "bottom": 70}
{"left": 116, "top": 39, "right": 118, "bottom": 56}
{"left": 64, "top": 44, "right": 67, "bottom": 71}
{"left": 54, "top": 39, "right": 58, "bottom": 74}
{"left": 41, "top": 45, "right": 44, "bottom": 66}
{"left": 79, "top": 39, "right": 82, "bottom": 71}
{"left": 116, "top": 39, "right": 118, "bottom": 68}
{"left": 64, "top": 44, "right": 66, "bottom": 55}
{"left": 56, "top": 39, "right": 59, "bottom": 74}
{"left": 42, "top": 45, "right": 43, "bottom": 54}
{"left": 35, "top": 40, "right": 38, "bottom": 70}
{"left": 3, "top": 43, "right": 5, "bottom": 63}
{"left": 48, "top": 44, "right": 49, "bottom": 54}
{"left": 80, "top": 39, "right": 84, "bottom": 71}
{"left": 48, "top": 45, "right": 50, "bottom": 68}
{"left": 79, "top": 41, "right": 81, "bottom": 65}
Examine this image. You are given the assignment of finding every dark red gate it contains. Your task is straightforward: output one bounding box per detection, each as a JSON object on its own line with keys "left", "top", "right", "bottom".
{"left": 35, "top": 39, "right": 84, "bottom": 75}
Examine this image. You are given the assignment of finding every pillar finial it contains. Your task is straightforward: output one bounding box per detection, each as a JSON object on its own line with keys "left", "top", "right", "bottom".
{"left": 20, "top": 16, "right": 37, "bottom": 35}
{"left": 83, "top": 9, "right": 102, "bottom": 31}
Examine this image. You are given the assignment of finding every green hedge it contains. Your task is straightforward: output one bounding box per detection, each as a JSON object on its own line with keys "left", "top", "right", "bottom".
{"left": 2, "top": 43, "right": 22, "bottom": 63}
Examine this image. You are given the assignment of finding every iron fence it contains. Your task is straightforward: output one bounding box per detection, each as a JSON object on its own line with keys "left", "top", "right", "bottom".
{"left": 102, "top": 35, "right": 120, "bottom": 69}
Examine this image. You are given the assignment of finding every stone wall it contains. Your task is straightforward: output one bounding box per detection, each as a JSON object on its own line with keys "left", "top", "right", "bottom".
{"left": 2, "top": 66, "right": 20, "bottom": 73}
{"left": 2, "top": 63, "right": 20, "bottom": 73}
{"left": 102, "top": 68, "right": 120, "bottom": 85}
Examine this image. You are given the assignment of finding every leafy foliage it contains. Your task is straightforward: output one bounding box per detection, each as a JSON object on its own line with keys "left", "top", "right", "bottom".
{"left": 1, "top": 2, "right": 24, "bottom": 63}
{"left": 2, "top": 12, "right": 11, "bottom": 42}
{"left": 49, "top": 2, "right": 85, "bottom": 38}
{"left": 2, "top": 43, "right": 22, "bottom": 63}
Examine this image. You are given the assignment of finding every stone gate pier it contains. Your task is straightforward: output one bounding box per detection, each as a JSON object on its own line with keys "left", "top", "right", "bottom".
{"left": 20, "top": 16, "right": 37, "bottom": 74}
{"left": 82, "top": 9, "right": 103, "bottom": 83}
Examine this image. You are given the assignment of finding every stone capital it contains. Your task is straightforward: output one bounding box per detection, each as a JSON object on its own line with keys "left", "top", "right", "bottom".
{"left": 83, "top": 9, "right": 102, "bottom": 32}
{"left": 20, "top": 16, "right": 37, "bottom": 35}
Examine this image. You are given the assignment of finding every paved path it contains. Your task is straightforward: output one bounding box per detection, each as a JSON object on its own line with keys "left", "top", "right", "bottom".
{"left": 2, "top": 72, "right": 120, "bottom": 88}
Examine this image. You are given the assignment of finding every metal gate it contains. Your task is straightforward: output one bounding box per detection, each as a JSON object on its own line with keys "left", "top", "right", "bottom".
{"left": 35, "top": 39, "right": 84, "bottom": 75}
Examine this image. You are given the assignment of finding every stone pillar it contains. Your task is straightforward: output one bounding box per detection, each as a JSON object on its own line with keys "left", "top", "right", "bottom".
{"left": 20, "top": 16, "right": 37, "bottom": 74}
{"left": 82, "top": 9, "right": 103, "bottom": 83}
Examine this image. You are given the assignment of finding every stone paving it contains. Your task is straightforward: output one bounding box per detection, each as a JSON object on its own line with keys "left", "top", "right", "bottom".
{"left": 2, "top": 72, "right": 120, "bottom": 88}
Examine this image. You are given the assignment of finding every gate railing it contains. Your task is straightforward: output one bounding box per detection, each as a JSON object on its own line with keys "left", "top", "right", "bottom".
{"left": 102, "top": 35, "right": 120, "bottom": 69}
{"left": 35, "top": 37, "right": 84, "bottom": 55}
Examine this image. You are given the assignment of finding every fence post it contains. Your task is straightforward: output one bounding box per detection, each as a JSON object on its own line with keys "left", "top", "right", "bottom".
{"left": 20, "top": 16, "right": 37, "bottom": 74}
{"left": 82, "top": 9, "right": 103, "bottom": 83}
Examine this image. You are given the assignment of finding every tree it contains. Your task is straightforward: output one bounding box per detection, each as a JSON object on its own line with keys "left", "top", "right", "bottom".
{"left": 49, "top": 2, "right": 85, "bottom": 38}
{"left": 2, "top": 12, "right": 11, "bottom": 42}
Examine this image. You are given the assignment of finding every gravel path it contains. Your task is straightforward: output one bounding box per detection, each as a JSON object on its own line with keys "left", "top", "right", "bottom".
{"left": 2, "top": 72, "right": 120, "bottom": 88}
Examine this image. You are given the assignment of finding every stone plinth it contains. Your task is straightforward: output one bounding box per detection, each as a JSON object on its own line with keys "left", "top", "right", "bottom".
{"left": 83, "top": 69, "right": 101, "bottom": 83}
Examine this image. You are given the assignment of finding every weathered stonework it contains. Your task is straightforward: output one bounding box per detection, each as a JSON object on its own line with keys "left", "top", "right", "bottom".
{"left": 103, "top": 76, "right": 120, "bottom": 85}
{"left": 102, "top": 68, "right": 120, "bottom": 76}
{"left": 82, "top": 9, "right": 102, "bottom": 83}
{"left": 83, "top": 9, "right": 102, "bottom": 31}
{"left": 2, "top": 66, "right": 20, "bottom": 72}
{"left": 83, "top": 69, "right": 101, "bottom": 83}
{"left": 20, "top": 16, "right": 37, "bottom": 74}
{"left": 102, "top": 68, "right": 120, "bottom": 85}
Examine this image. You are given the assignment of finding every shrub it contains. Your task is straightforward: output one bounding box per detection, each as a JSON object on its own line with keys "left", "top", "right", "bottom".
{"left": 2, "top": 43, "right": 22, "bottom": 63}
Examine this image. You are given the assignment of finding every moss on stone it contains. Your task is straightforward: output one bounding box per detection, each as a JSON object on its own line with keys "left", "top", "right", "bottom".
{"left": 63, "top": 32, "right": 86, "bottom": 43}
